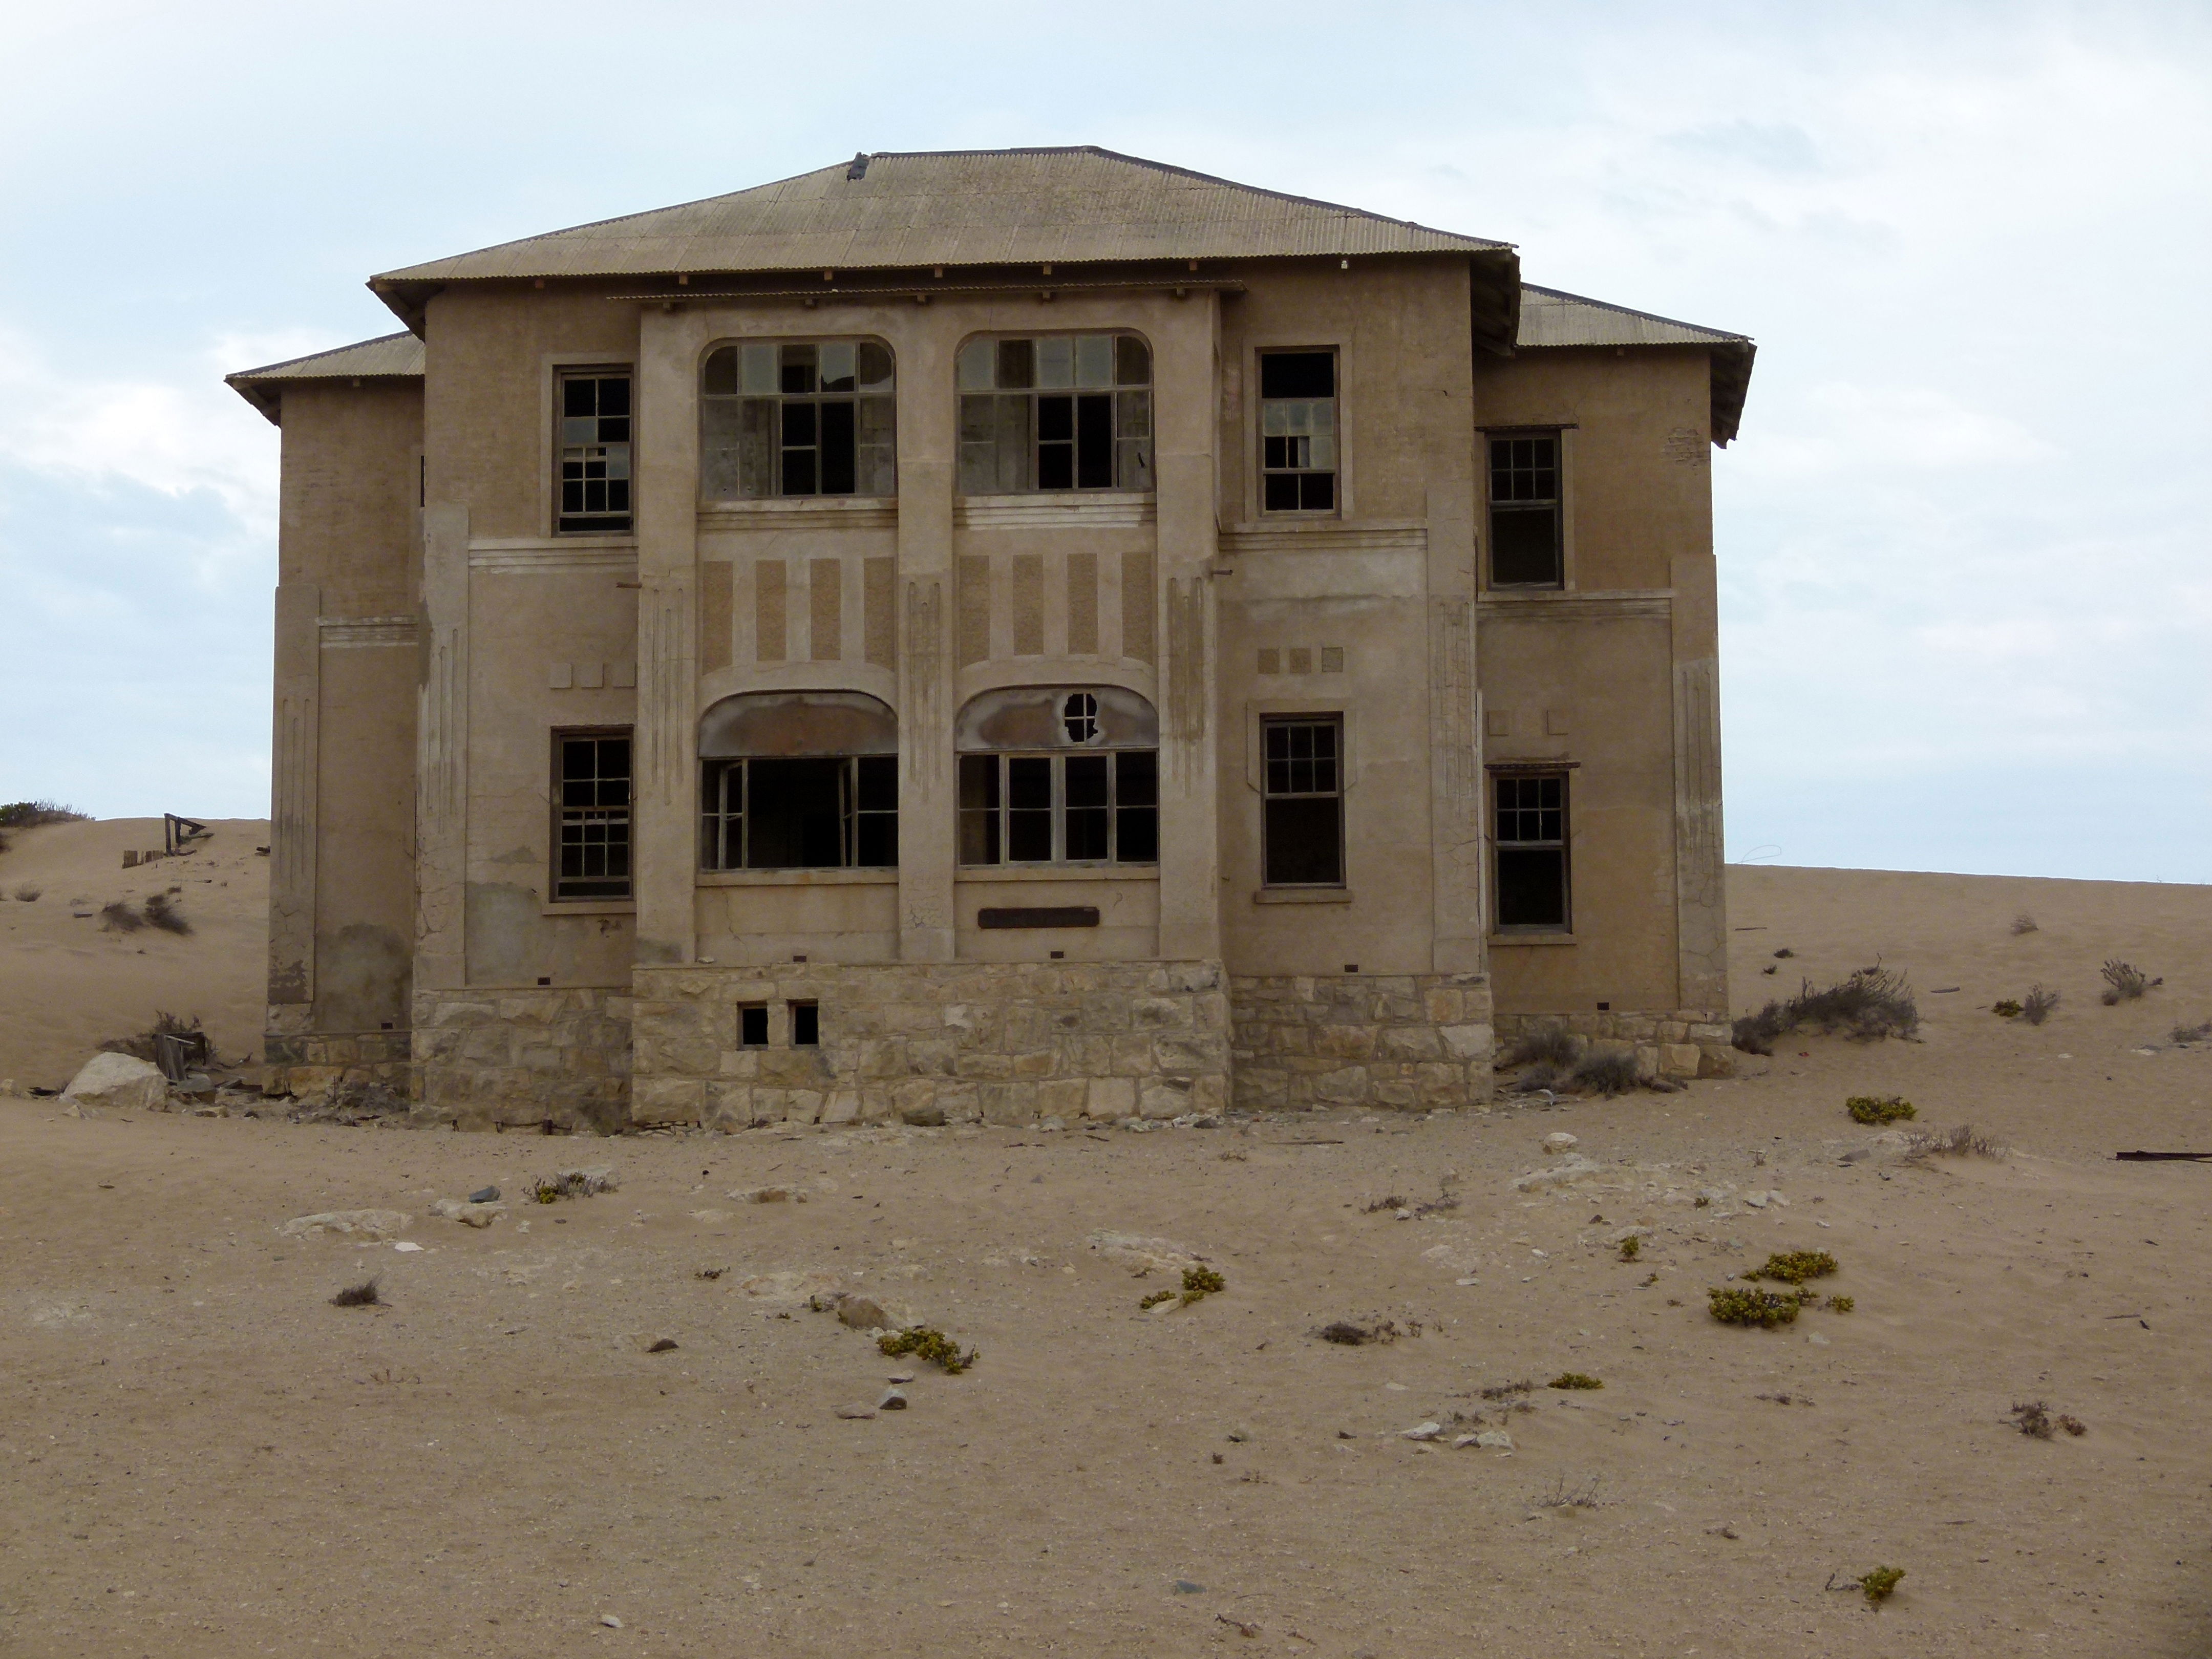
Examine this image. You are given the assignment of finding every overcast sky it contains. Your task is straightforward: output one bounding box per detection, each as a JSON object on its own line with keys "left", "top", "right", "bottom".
{"left": 1, "top": 1, "right": 2204, "bottom": 880}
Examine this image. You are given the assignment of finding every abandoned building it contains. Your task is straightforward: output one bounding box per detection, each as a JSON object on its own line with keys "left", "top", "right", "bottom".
{"left": 226, "top": 146, "right": 1753, "bottom": 1132}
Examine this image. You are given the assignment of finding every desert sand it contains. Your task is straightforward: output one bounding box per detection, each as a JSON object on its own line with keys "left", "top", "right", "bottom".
{"left": 2, "top": 830, "right": 2208, "bottom": 1656}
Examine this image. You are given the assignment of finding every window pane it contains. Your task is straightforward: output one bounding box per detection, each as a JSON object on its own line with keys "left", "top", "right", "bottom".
{"left": 1264, "top": 796, "right": 1343, "bottom": 885}
{"left": 994, "top": 397, "right": 1032, "bottom": 492}
{"left": 1299, "top": 472, "right": 1335, "bottom": 511}
{"left": 958, "top": 755, "right": 1000, "bottom": 864}
{"left": 1006, "top": 756, "right": 1052, "bottom": 861}
{"left": 818, "top": 342, "right": 857, "bottom": 392}
{"left": 1036, "top": 395, "right": 1074, "bottom": 442}
{"left": 1497, "top": 848, "right": 1567, "bottom": 928}
{"left": 563, "top": 378, "right": 598, "bottom": 417}
{"left": 595, "top": 378, "right": 629, "bottom": 418}
{"left": 996, "top": 338, "right": 1034, "bottom": 390}
{"left": 703, "top": 347, "right": 738, "bottom": 396}
{"left": 781, "top": 402, "right": 817, "bottom": 446}
{"left": 738, "top": 400, "right": 775, "bottom": 498}
{"left": 779, "top": 344, "right": 817, "bottom": 395}
{"left": 1035, "top": 335, "right": 1074, "bottom": 388}
{"left": 1074, "top": 335, "right": 1114, "bottom": 389}
{"left": 1491, "top": 505, "right": 1561, "bottom": 586}
{"left": 745, "top": 757, "right": 845, "bottom": 868}
{"left": 1065, "top": 753, "right": 1109, "bottom": 807}
{"left": 1115, "top": 803, "right": 1158, "bottom": 862}
{"left": 1115, "top": 749, "right": 1158, "bottom": 806}
{"left": 700, "top": 399, "right": 745, "bottom": 500}
{"left": 782, "top": 448, "right": 817, "bottom": 497}
{"left": 1263, "top": 473, "right": 1301, "bottom": 512}
{"left": 819, "top": 400, "right": 857, "bottom": 495}
{"left": 855, "top": 754, "right": 898, "bottom": 812}
{"left": 957, "top": 338, "right": 994, "bottom": 391}
{"left": 855, "top": 811, "right": 898, "bottom": 868}
{"left": 1260, "top": 351, "right": 1334, "bottom": 399}
{"left": 856, "top": 397, "right": 896, "bottom": 496}
{"left": 856, "top": 341, "right": 895, "bottom": 393}
{"left": 1075, "top": 394, "right": 1113, "bottom": 489}
{"left": 1065, "top": 752, "right": 1110, "bottom": 859}
{"left": 1115, "top": 334, "right": 1151, "bottom": 387}
{"left": 740, "top": 343, "right": 777, "bottom": 394}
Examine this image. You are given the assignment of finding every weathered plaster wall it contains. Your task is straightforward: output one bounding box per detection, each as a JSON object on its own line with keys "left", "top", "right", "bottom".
{"left": 630, "top": 960, "right": 1228, "bottom": 1128}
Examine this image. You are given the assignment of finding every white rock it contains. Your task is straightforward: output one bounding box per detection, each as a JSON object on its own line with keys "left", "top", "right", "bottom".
{"left": 59, "top": 1052, "right": 166, "bottom": 1115}
{"left": 1543, "top": 1132, "right": 1580, "bottom": 1154}
{"left": 1742, "top": 1192, "right": 1768, "bottom": 1209}
{"left": 1399, "top": 1421, "right": 1444, "bottom": 1441}
{"left": 728, "top": 1185, "right": 806, "bottom": 1204}
{"left": 279, "top": 1209, "right": 411, "bottom": 1241}
{"left": 1514, "top": 1154, "right": 1606, "bottom": 1193}
{"left": 599, "top": 1613, "right": 623, "bottom": 1629}
{"left": 430, "top": 1198, "right": 504, "bottom": 1227}
{"left": 1474, "top": 1430, "right": 1514, "bottom": 1450}
{"left": 392, "top": 1242, "right": 424, "bottom": 1253}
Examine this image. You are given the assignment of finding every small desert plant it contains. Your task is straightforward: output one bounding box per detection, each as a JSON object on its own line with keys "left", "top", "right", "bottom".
{"left": 1857, "top": 1566, "right": 1904, "bottom": 1605}
{"left": 1826, "top": 1294, "right": 1855, "bottom": 1313}
{"left": 98, "top": 900, "right": 143, "bottom": 933}
{"left": 1846, "top": 1094, "right": 1915, "bottom": 1125}
{"left": 1772, "top": 947, "right": 1795, "bottom": 959}
{"left": 0, "top": 800, "right": 87, "bottom": 828}
{"left": 878, "top": 1326, "right": 977, "bottom": 1373}
{"left": 1568, "top": 1048, "right": 1641, "bottom": 1098}
{"left": 1747, "top": 1249, "right": 1838, "bottom": 1285}
{"left": 1316, "top": 1317, "right": 1400, "bottom": 1346}
{"left": 1618, "top": 1236, "right": 1642, "bottom": 1262}
{"left": 1733, "top": 966, "right": 1919, "bottom": 1054}
{"left": 2010, "top": 912, "right": 2038, "bottom": 936}
{"left": 1503, "top": 1024, "right": 1581, "bottom": 1069}
{"left": 1991, "top": 998, "right": 2023, "bottom": 1018}
{"left": 99, "top": 1011, "right": 208, "bottom": 1066}
{"left": 2009, "top": 1400, "right": 2055, "bottom": 1439}
{"left": 1903, "top": 1123, "right": 2008, "bottom": 1160}
{"left": 2100, "top": 960, "right": 2156, "bottom": 1004}
{"left": 1480, "top": 1379, "right": 1534, "bottom": 1400}
{"left": 1693, "top": 1194, "right": 1711, "bottom": 1208}
{"left": 2058, "top": 1414, "right": 2086, "bottom": 1436}
{"left": 1142, "top": 1265, "right": 1226, "bottom": 1309}
{"left": 1534, "top": 1475, "right": 1603, "bottom": 1509}
{"left": 2022, "top": 985, "right": 2059, "bottom": 1025}
{"left": 141, "top": 891, "right": 190, "bottom": 934}
{"left": 2171, "top": 1021, "right": 2212, "bottom": 1046}
{"left": 1708, "top": 1286, "right": 1803, "bottom": 1327}
{"left": 11, "top": 884, "right": 38, "bottom": 902}
{"left": 330, "top": 1278, "right": 382, "bottom": 1308}
{"left": 1547, "top": 1371, "right": 1603, "bottom": 1390}
{"left": 1507, "top": 1063, "right": 1563, "bottom": 1094}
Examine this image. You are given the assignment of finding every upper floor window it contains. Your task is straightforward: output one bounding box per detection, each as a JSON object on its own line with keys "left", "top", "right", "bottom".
{"left": 1259, "top": 350, "right": 1337, "bottom": 514}
{"left": 954, "top": 686, "right": 1158, "bottom": 865}
{"left": 697, "top": 691, "right": 898, "bottom": 870}
{"left": 701, "top": 340, "right": 896, "bottom": 500}
{"left": 553, "top": 730, "right": 632, "bottom": 899}
{"left": 1488, "top": 433, "right": 1563, "bottom": 586}
{"left": 957, "top": 334, "right": 1153, "bottom": 494}
{"left": 558, "top": 372, "right": 632, "bottom": 534}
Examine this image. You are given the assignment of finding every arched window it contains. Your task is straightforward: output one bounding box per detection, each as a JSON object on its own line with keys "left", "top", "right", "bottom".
{"left": 698, "top": 692, "right": 897, "bottom": 870}
{"left": 954, "top": 687, "right": 1158, "bottom": 866}
{"left": 700, "top": 339, "right": 896, "bottom": 500}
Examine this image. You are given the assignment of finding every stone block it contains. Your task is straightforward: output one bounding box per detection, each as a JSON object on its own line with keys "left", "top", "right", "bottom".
{"left": 1084, "top": 1076, "right": 1136, "bottom": 1119}
{"left": 1440, "top": 1024, "right": 1494, "bottom": 1061}
{"left": 717, "top": 1049, "right": 761, "bottom": 1079}
{"left": 1009, "top": 1049, "right": 1057, "bottom": 1079}
{"left": 1312, "top": 1023, "right": 1378, "bottom": 1061}
{"left": 1314, "top": 1066, "right": 1371, "bottom": 1104}
{"left": 1565, "top": 1013, "right": 1606, "bottom": 1038}
{"left": 1690, "top": 1023, "right": 1732, "bottom": 1046}
{"left": 759, "top": 1049, "right": 834, "bottom": 1087}
{"left": 1373, "top": 1078, "right": 1418, "bottom": 1109}
{"left": 1661, "top": 1043, "right": 1701, "bottom": 1079}
{"left": 1422, "top": 989, "right": 1464, "bottom": 1025}
{"left": 1697, "top": 1044, "right": 1736, "bottom": 1079}
{"left": 1110, "top": 1034, "right": 1156, "bottom": 1076}
{"left": 1036, "top": 1077, "right": 1088, "bottom": 1121}
{"left": 521, "top": 1045, "right": 565, "bottom": 1074}
{"left": 1632, "top": 1045, "right": 1662, "bottom": 1082}
{"left": 1377, "top": 1025, "right": 1444, "bottom": 1061}
{"left": 904, "top": 1038, "right": 958, "bottom": 1076}
{"left": 633, "top": 1077, "right": 704, "bottom": 1126}
{"left": 857, "top": 1086, "right": 898, "bottom": 1122}
{"left": 1655, "top": 1020, "right": 1689, "bottom": 1044}
{"left": 981, "top": 1081, "right": 1039, "bottom": 1126}
{"left": 1129, "top": 996, "right": 1191, "bottom": 1032}
{"left": 954, "top": 1052, "right": 1013, "bottom": 1081}
{"left": 936, "top": 1082, "right": 981, "bottom": 1123}
{"left": 704, "top": 1082, "right": 752, "bottom": 1131}
{"left": 1138, "top": 1076, "right": 1194, "bottom": 1119}
{"left": 784, "top": 1089, "right": 825, "bottom": 1125}
{"left": 1153, "top": 1034, "right": 1227, "bottom": 1074}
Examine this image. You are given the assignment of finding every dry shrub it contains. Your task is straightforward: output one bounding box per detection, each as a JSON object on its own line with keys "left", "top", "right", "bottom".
{"left": 142, "top": 891, "right": 190, "bottom": 934}
{"left": 1733, "top": 966, "right": 1919, "bottom": 1055}
{"left": 1480, "top": 1379, "right": 1533, "bottom": 1400}
{"left": 2171, "top": 1021, "right": 2212, "bottom": 1046}
{"left": 1903, "top": 1123, "right": 2008, "bottom": 1160}
{"left": 0, "top": 801, "right": 87, "bottom": 828}
{"left": 330, "top": 1278, "right": 381, "bottom": 1308}
{"left": 1503, "top": 1024, "right": 1580, "bottom": 1069}
{"left": 2100, "top": 960, "right": 2156, "bottom": 1005}
{"left": 1568, "top": 1048, "right": 1641, "bottom": 1097}
{"left": 2009, "top": 1400, "right": 2054, "bottom": 1438}
{"left": 99, "top": 900, "right": 143, "bottom": 933}
{"left": 2010, "top": 912, "right": 2038, "bottom": 936}
{"left": 1507, "top": 1062, "right": 1563, "bottom": 1094}
{"left": 2022, "top": 985, "right": 2060, "bottom": 1025}
{"left": 100, "top": 1012, "right": 207, "bottom": 1066}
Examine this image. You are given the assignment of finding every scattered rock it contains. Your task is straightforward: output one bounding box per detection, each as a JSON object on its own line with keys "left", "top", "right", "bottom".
{"left": 280, "top": 1209, "right": 411, "bottom": 1241}
{"left": 1513, "top": 1154, "right": 1607, "bottom": 1194}
{"left": 1472, "top": 1430, "right": 1514, "bottom": 1450}
{"left": 878, "top": 1388, "right": 907, "bottom": 1411}
{"left": 599, "top": 1613, "right": 623, "bottom": 1628}
{"left": 1172, "top": 1580, "right": 1204, "bottom": 1594}
{"left": 1225, "top": 1427, "right": 1250, "bottom": 1442}
{"left": 837, "top": 1296, "right": 891, "bottom": 1331}
{"left": 469, "top": 1185, "right": 500, "bottom": 1203}
{"left": 1543, "top": 1131, "right": 1580, "bottom": 1154}
{"left": 1087, "top": 1230, "right": 1205, "bottom": 1277}
{"left": 834, "top": 1403, "right": 878, "bottom": 1420}
{"left": 886, "top": 1370, "right": 916, "bottom": 1384}
{"left": 1400, "top": 1421, "right": 1444, "bottom": 1441}
{"left": 59, "top": 1052, "right": 166, "bottom": 1115}
{"left": 430, "top": 1198, "right": 505, "bottom": 1227}
{"left": 646, "top": 1338, "right": 678, "bottom": 1353}
{"left": 729, "top": 1185, "right": 806, "bottom": 1204}
{"left": 531, "top": 1168, "right": 616, "bottom": 1202}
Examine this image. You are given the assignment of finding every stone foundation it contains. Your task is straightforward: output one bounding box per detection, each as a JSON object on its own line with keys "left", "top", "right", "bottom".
{"left": 411, "top": 987, "right": 633, "bottom": 1132}
{"left": 263, "top": 1005, "right": 414, "bottom": 1098}
{"left": 630, "top": 960, "right": 1229, "bottom": 1130}
{"left": 1492, "top": 1008, "right": 1735, "bottom": 1081}
{"left": 1228, "top": 973, "right": 1495, "bottom": 1111}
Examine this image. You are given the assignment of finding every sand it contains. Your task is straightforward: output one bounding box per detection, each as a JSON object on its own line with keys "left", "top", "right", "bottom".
{"left": 2, "top": 857, "right": 2208, "bottom": 1656}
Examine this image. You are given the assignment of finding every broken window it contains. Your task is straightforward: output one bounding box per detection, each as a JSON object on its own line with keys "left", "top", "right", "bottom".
{"left": 955, "top": 688, "right": 1158, "bottom": 865}
{"left": 1494, "top": 772, "right": 1568, "bottom": 929}
{"left": 557, "top": 372, "right": 633, "bottom": 533}
{"left": 956, "top": 334, "right": 1152, "bottom": 494}
{"left": 790, "top": 1002, "right": 821, "bottom": 1046}
{"left": 700, "top": 756, "right": 897, "bottom": 870}
{"left": 1259, "top": 351, "right": 1337, "bottom": 514}
{"left": 1488, "top": 433, "right": 1563, "bottom": 586}
{"left": 553, "top": 731, "right": 632, "bottom": 899}
{"left": 700, "top": 340, "right": 896, "bottom": 500}
{"left": 1261, "top": 716, "right": 1345, "bottom": 884}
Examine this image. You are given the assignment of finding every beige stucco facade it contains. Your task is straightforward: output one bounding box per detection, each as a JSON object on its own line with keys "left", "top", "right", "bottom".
{"left": 229, "top": 148, "right": 1751, "bottom": 1129}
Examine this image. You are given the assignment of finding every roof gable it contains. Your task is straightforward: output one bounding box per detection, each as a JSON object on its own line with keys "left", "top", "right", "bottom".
{"left": 1516, "top": 284, "right": 1755, "bottom": 446}
{"left": 224, "top": 332, "right": 426, "bottom": 426}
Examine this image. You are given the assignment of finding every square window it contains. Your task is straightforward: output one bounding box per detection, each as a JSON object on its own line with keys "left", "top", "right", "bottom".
{"left": 556, "top": 373, "right": 634, "bottom": 534}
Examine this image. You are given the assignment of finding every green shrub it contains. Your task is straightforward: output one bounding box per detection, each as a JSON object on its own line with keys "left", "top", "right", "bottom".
{"left": 1858, "top": 1566, "right": 1904, "bottom": 1604}
{"left": 1992, "top": 998, "right": 2023, "bottom": 1018}
{"left": 1547, "top": 1371, "right": 1603, "bottom": 1390}
{"left": 1827, "top": 1295, "right": 1854, "bottom": 1313}
{"left": 879, "top": 1326, "right": 977, "bottom": 1373}
{"left": 1748, "top": 1249, "right": 1838, "bottom": 1285}
{"left": 1618, "top": 1236, "right": 1641, "bottom": 1262}
{"left": 1846, "top": 1095, "right": 1915, "bottom": 1125}
{"left": 1708, "top": 1286, "right": 1803, "bottom": 1327}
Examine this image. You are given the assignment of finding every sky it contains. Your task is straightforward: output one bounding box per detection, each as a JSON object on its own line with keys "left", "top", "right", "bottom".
{"left": 1, "top": 0, "right": 2205, "bottom": 880}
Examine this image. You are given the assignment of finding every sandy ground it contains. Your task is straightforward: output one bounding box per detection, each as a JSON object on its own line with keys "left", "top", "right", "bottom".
{"left": 0, "top": 818, "right": 270, "bottom": 1090}
{"left": 3, "top": 864, "right": 2209, "bottom": 1657}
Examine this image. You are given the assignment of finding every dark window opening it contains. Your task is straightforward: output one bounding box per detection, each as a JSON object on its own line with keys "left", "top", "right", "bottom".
{"left": 558, "top": 373, "right": 632, "bottom": 533}
{"left": 1261, "top": 716, "right": 1344, "bottom": 885}
{"left": 739, "top": 1005, "right": 770, "bottom": 1047}
{"left": 1260, "top": 351, "right": 1337, "bottom": 515}
{"left": 554, "top": 732, "right": 632, "bottom": 899}
{"left": 957, "top": 334, "right": 1152, "bottom": 494}
{"left": 700, "top": 340, "right": 895, "bottom": 501}
{"left": 958, "top": 747, "right": 1158, "bottom": 866}
{"left": 1494, "top": 772, "right": 1568, "bottom": 929}
{"left": 1488, "top": 434, "right": 1563, "bottom": 587}
{"left": 790, "top": 1002, "right": 820, "bottom": 1046}
{"left": 699, "top": 755, "right": 896, "bottom": 870}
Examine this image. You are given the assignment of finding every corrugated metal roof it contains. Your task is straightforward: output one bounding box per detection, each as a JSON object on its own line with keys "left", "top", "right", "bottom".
{"left": 225, "top": 332, "right": 425, "bottom": 423}
{"left": 372, "top": 147, "right": 1510, "bottom": 288}
{"left": 1517, "top": 284, "right": 1755, "bottom": 446}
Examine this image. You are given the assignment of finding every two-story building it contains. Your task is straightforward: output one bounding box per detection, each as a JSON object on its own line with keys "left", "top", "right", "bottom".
{"left": 227, "top": 146, "right": 1753, "bottom": 1132}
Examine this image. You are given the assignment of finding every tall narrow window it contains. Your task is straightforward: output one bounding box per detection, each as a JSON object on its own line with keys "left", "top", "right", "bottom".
{"left": 699, "top": 755, "right": 897, "bottom": 870}
{"left": 558, "top": 372, "right": 632, "bottom": 533}
{"left": 1259, "top": 351, "right": 1337, "bottom": 513}
{"left": 1494, "top": 772, "right": 1568, "bottom": 929}
{"left": 1488, "top": 434, "right": 1563, "bottom": 586}
{"left": 956, "top": 334, "right": 1152, "bottom": 494}
{"left": 1261, "top": 716, "right": 1344, "bottom": 885}
{"left": 700, "top": 340, "right": 896, "bottom": 500}
{"left": 554, "top": 731, "right": 632, "bottom": 899}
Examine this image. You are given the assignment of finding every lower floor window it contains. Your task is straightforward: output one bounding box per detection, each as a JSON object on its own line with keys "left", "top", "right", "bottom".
{"left": 1261, "top": 716, "right": 1344, "bottom": 885}
{"left": 701, "top": 755, "right": 897, "bottom": 869}
{"left": 1494, "top": 772, "right": 1568, "bottom": 929}
{"left": 555, "top": 731, "right": 632, "bottom": 899}
{"left": 958, "top": 750, "right": 1158, "bottom": 865}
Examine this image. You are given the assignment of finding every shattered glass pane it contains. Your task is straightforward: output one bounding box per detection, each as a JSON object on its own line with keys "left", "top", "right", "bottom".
{"left": 702, "top": 347, "right": 739, "bottom": 396}
{"left": 818, "top": 343, "right": 857, "bottom": 392}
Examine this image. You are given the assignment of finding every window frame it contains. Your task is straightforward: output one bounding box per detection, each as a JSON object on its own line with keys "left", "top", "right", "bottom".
{"left": 955, "top": 332, "right": 1155, "bottom": 497}
{"left": 1258, "top": 713, "right": 1347, "bottom": 887}
{"left": 1256, "top": 347, "right": 1341, "bottom": 518}
{"left": 1485, "top": 428, "right": 1568, "bottom": 590}
{"left": 699, "top": 337, "right": 898, "bottom": 502}
{"left": 698, "top": 753, "right": 898, "bottom": 873}
{"left": 554, "top": 368, "right": 635, "bottom": 536}
{"left": 550, "top": 728, "right": 634, "bottom": 902}
{"left": 1491, "top": 768, "right": 1571, "bottom": 932}
{"left": 956, "top": 747, "right": 1159, "bottom": 868}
